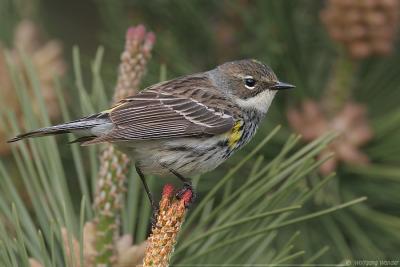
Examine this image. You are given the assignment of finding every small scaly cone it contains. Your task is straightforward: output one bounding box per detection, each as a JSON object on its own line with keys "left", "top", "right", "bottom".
{"left": 287, "top": 100, "right": 373, "bottom": 175}
{"left": 320, "top": 0, "right": 400, "bottom": 59}
{"left": 0, "top": 20, "right": 66, "bottom": 155}
{"left": 29, "top": 222, "right": 147, "bottom": 267}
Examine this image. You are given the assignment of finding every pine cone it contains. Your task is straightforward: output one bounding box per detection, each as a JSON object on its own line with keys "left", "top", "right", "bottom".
{"left": 12, "top": 20, "right": 67, "bottom": 118}
{"left": 116, "top": 234, "right": 147, "bottom": 267}
{"left": 0, "top": 20, "right": 66, "bottom": 155}
{"left": 0, "top": 48, "right": 16, "bottom": 154}
{"left": 321, "top": 0, "right": 400, "bottom": 59}
{"left": 28, "top": 259, "right": 43, "bottom": 267}
{"left": 287, "top": 100, "right": 373, "bottom": 174}
{"left": 30, "top": 222, "right": 146, "bottom": 267}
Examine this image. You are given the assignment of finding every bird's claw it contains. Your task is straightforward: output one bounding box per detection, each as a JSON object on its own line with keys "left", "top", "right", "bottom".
{"left": 176, "top": 183, "right": 197, "bottom": 208}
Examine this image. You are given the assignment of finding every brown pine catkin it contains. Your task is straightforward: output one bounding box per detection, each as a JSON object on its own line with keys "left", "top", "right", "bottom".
{"left": 143, "top": 185, "right": 192, "bottom": 267}
{"left": 93, "top": 24, "right": 155, "bottom": 265}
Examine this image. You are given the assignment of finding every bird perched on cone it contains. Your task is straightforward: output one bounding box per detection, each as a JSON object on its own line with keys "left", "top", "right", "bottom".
{"left": 9, "top": 59, "right": 294, "bottom": 212}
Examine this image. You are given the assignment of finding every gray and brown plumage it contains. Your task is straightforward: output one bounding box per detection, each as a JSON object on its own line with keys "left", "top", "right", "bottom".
{"left": 9, "top": 59, "right": 294, "bottom": 179}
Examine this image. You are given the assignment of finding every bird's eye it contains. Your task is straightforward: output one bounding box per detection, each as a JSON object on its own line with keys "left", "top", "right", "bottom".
{"left": 244, "top": 77, "right": 256, "bottom": 89}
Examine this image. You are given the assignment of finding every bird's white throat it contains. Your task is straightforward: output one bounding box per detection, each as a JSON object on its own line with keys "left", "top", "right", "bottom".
{"left": 235, "top": 90, "right": 277, "bottom": 114}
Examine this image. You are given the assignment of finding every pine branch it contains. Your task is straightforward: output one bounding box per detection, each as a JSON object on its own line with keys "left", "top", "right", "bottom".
{"left": 93, "top": 24, "right": 155, "bottom": 265}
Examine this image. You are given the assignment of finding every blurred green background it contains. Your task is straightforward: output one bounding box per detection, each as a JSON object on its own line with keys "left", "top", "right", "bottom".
{"left": 1, "top": 0, "right": 400, "bottom": 266}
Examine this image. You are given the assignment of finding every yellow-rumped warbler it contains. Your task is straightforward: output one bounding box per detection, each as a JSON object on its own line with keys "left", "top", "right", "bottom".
{"left": 9, "top": 59, "right": 294, "bottom": 208}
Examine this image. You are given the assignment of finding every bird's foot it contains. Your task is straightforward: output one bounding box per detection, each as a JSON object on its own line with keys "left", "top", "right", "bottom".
{"left": 176, "top": 182, "right": 197, "bottom": 208}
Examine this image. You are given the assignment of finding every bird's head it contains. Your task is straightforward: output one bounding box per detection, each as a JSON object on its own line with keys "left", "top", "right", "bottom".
{"left": 210, "top": 59, "right": 294, "bottom": 114}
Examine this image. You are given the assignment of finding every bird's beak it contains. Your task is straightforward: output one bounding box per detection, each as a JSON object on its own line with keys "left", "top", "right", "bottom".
{"left": 271, "top": 81, "right": 295, "bottom": 90}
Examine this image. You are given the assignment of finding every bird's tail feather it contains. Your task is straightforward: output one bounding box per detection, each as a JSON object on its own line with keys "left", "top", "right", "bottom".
{"left": 7, "top": 113, "right": 109, "bottom": 143}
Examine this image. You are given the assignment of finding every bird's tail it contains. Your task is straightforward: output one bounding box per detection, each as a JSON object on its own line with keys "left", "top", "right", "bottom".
{"left": 7, "top": 113, "right": 111, "bottom": 143}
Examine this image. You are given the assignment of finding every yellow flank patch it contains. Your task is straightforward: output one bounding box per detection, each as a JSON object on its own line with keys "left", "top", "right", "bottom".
{"left": 228, "top": 121, "right": 243, "bottom": 149}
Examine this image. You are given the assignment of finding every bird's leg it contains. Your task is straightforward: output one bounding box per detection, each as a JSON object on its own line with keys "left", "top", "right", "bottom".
{"left": 135, "top": 164, "right": 159, "bottom": 227}
{"left": 167, "top": 168, "right": 197, "bottom": 207}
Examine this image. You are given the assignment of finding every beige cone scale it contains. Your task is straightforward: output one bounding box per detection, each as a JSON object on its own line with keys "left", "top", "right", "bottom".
{"left": 287, "top": 100, "right": 373, "bottom": 174}
{"left": 0, "top": 20, "right": 66, "bottom": 155}
{"left": 320, "top": 0, "right": 400, "bottom": 59}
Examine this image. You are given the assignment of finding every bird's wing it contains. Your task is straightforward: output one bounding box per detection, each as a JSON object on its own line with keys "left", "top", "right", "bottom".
{"left": 85, "top": 81, "right": 235, "bottom": 144}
